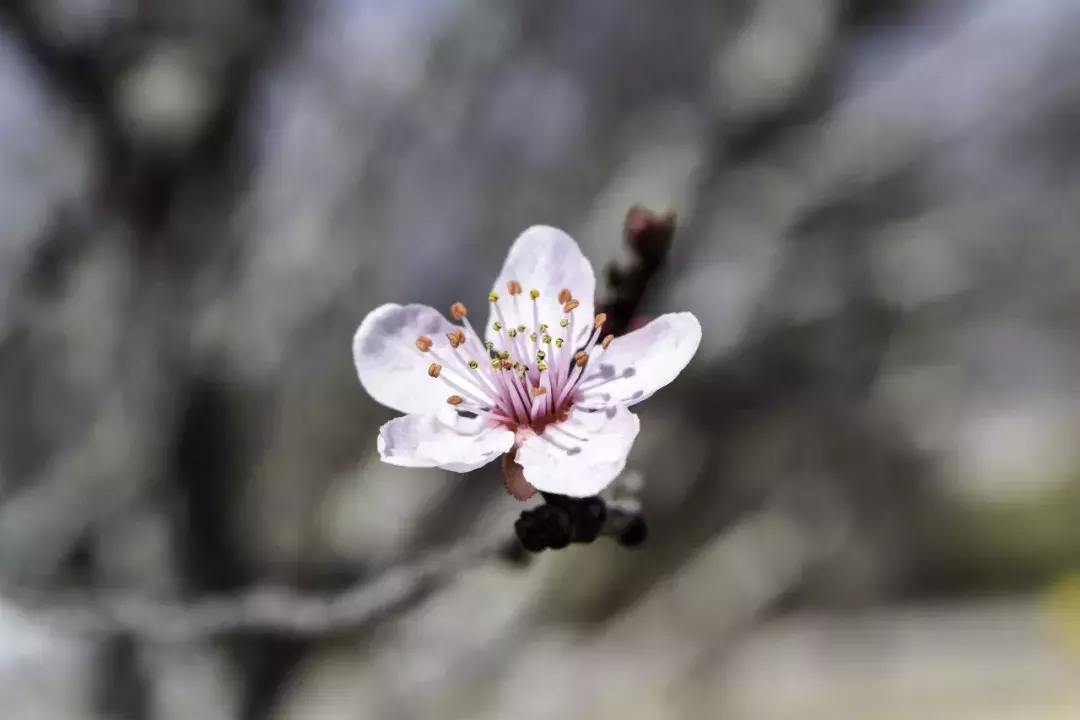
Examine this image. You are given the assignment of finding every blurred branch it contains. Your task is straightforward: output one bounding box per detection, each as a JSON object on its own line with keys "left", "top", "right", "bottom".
{"left": 0, "top": 496, "right": 642, "bottom": 639}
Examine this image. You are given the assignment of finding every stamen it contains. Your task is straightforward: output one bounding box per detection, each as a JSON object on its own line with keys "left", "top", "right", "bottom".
{"left": 416, "top": 336, "right": 433, "bottom": 352}
{"left": 450, "top": 302, "right": 468, "bottom": 320}
{"left": 428, "top": 363, "right": 442, "bottom": 378}
{"left": 558, "top": 288, "right": 573, "bottom": 304}
{"left": 562, "top": 299, "right": 580, "bottom": 313}
{"left": 492, "top": 321, "right": 503, "bottom": 332}
{"left": 506, "top": 280, "right": 522, "bottom": 295}
{"left": 488, "top": 291, "right": 500, "bottom": 302}
{"left": 447, "top": 395, "right": 464, "bottom": 406}
{"left": 529, "top": 289, "right": 540, "bottom": 300}
{"left": 559, "top": 318, "right": 569, "bottom": 328}
{"left": 555, "top": 338, "right": 564, "bottom": 348}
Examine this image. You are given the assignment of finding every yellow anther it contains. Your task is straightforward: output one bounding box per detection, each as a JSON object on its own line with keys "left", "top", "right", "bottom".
{"left": 415, "top": 336, "right": 433, "bottom": 352}
{"left": 559, "top": 318, "right": 569, "bottom": 328}
{"left": 488, "top": 291, "right": 500, "bottom": 302}
{"left": 507, "top": 328, "right": 518, "bottom": 338}
{"left": 447, "top": 395, "right": 464, "bottom": 406}
{"left": 558, "top": 288, "right": 573, "bottom": 304}
{"left": 594, "top": 313, "right": 607, "bottom": 327}
{"left": 529, "top": 289, "right": 540, "bottom": 300}
{"left": 601, "top": 334, "right": 614, "bottom": 349}
{"left": 555, "top": 338, "right": 564, "bottom": 348}
{"left": 537, "top": 362, "right": 549, "bottom": 372}
{"left": 539, "top": 323, "right": 548, "bottom": 333}
{"left": 468, "top": 359, "right": 479, "bottom": 369}
{"left": 529, "top": 332, "right": 538, "bottom": 342}
{"left": 428, "top": 363, "right": 442, "bottom": 378}
{"left": 541, "top": 334, "right": 552, "bottom": 344}
{"left": 535, "top": 350, "right": 546, "bottom": 362}
{"left": 506, "top": 280, "right": 523, "bottom": 295}
{"left": 450, "top": 302, "right": 467, "bottom": 320}
{"left": 516, "top": 324, "right": 526, "bottom": 332}
{"left": 498, "top": 350, "right": 510, "bottom": 360}
{"left": 490, "top": 358, "right": 501, "bottom": 369}
{"left": 562, "top": 299, "right": 580, "bottom": 313}
{"left": 484, "top": 341, "right": 494, "bottom": 350}
{"left": 492, "top": 321, "right": 503, "bottom": 332}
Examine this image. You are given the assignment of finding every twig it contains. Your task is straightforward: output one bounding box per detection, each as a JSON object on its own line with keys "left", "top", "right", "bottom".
{"left": 0, "top": 497, "right": 643, "bottom": 640}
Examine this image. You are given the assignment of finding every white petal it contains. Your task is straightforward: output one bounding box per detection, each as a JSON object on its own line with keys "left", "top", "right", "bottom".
{"left": 515, "top": 404, "right": 640, "bottom": 497}
{"left": 578, "top": 312, "right": 701, "bottom": 408}
{"left": 486, "top": 226, "right": 596, "bottom": 347}
{"left": 377, "top": 409, "right": 515, "bottom": 473}
{"left": 353, "top": 303, "right": 458, "bottom": 414}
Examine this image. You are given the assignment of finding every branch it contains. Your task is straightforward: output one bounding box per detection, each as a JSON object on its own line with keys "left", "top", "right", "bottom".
{"left": 0, "top": 494, "right": 642, "bottom": 639}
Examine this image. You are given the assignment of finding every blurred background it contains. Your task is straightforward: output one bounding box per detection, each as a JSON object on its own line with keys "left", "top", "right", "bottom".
{"left": 2, "top": 0, "right": 1080, "bottom": 717}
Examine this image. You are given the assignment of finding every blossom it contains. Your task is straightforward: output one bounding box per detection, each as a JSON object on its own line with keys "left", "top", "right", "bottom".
{"left": 352, "top": 226, "right": 701, "bottom": 500}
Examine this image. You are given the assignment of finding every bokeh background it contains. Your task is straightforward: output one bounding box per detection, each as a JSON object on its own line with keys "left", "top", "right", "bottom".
{"left": 2, "top": 0, "right": 1080, "bottom": 718}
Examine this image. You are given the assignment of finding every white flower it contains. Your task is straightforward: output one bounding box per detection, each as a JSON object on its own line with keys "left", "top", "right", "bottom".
{"left": 352, "top": 226, "right": 701, "bottom": 499}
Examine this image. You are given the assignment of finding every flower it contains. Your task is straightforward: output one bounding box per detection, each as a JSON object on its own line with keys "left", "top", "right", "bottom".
{"left": 352, "top": 225, "right": 701, "bottom": 500}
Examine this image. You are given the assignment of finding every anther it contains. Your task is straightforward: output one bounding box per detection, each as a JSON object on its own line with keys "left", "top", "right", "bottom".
{"left": 539, "top": 323, "right": 548, "bottom": 333}
{"left": 529, "top": 333, "right": 538, "bottom": 342}
{"left": 594, "top": 313, "right": 607, "bottom": 327}
{"left": 529, "top": 289, "right": 540, "bottom": 300}
{"left": 501, "top": 359, "right": 513, "bottom": 370}
{"left": 447, "top": 395, "right": 464, "bottom": 406}
{"left": 506, "top": 280, "right": 523, "bottom": 295}
{"left": 537, "top": 362, "right": 549, "bottom": 372}
{"left": 517, "top": 324, "right": 526, "bottom": 332}
{"left": 535, "top": 350, "right": 546, "bottom": 361}
{"left": 531, "top": 386, "right": 547, "bottom": 397}
{"left": 562, "top": 299, "right": 580, "bottom": 313}
{"left": 428, "top": 363, "right": 442, "bottom": 378}
{"left": 415, "top": 336, "right": 433, "bottom": 352}
{"left": 490, "top": 358, "right": 502, "bottom": 369}
{"left": 446, "top": 330, "right": 464, "bottom": 348}
{"left": 559, "top": 318, "right": 569, "bottom": 328}
{"left": 488, "top": 291, "right": 500, "bottom": 302}
{"left": 507, "top": 328, "right": 518, "bottom": 338}
{"left": 468, "top": 359, "right": 479, "bottom": 369}
{"left": 450, "top": 302, "right": 467, "bottom": 320}
{"left": 485, "top": 341, "right": 495, "bottom": 350}
{"left": 558, "top": 288, "right": 573, "bottom": 304}
{"left": 492, "top": 321, "right": 503, "bottom": 332}
{"left": 601, "top": 334, "right": 614, "bottom": 349}
{"left": 498, "top": 351, "right": 510, "bottom": 360}
{"left": 555, "top": 338, "right": 564, "bottom": 348}
{"left": 575, "top": 352, "right": 588, "bottom": 368}
{"left": 541, "top": 334, "right": 552, "bottom": 344}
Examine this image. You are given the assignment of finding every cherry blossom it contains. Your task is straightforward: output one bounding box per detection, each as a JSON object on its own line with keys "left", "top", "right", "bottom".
{"left": 353, "top": 226, "right": 700, "bottom": 499}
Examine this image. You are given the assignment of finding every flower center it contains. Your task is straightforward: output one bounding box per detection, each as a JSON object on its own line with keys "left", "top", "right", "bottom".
{"left": 414, "top": 281, "right": 613, "bottom": 434}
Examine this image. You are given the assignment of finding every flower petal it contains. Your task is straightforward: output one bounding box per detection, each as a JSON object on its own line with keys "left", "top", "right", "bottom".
{"left": 577, "top": 312, "right": 701, "bottom": 408}
{"left": 515, "top": 404, "right": 640, "bottom": 497}
{"left": 486, "top": 226, "right": 596, "bottom": 347}
{"left": 377, "top": 409, "right": 515, "bottom": 473}
{"left": 353, "top": 303, "right": 458, "bottom": 414}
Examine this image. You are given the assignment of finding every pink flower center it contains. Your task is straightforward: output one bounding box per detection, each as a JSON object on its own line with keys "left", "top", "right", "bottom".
{"left": 414, "top": 282, "right": 613, "bottom": 435}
